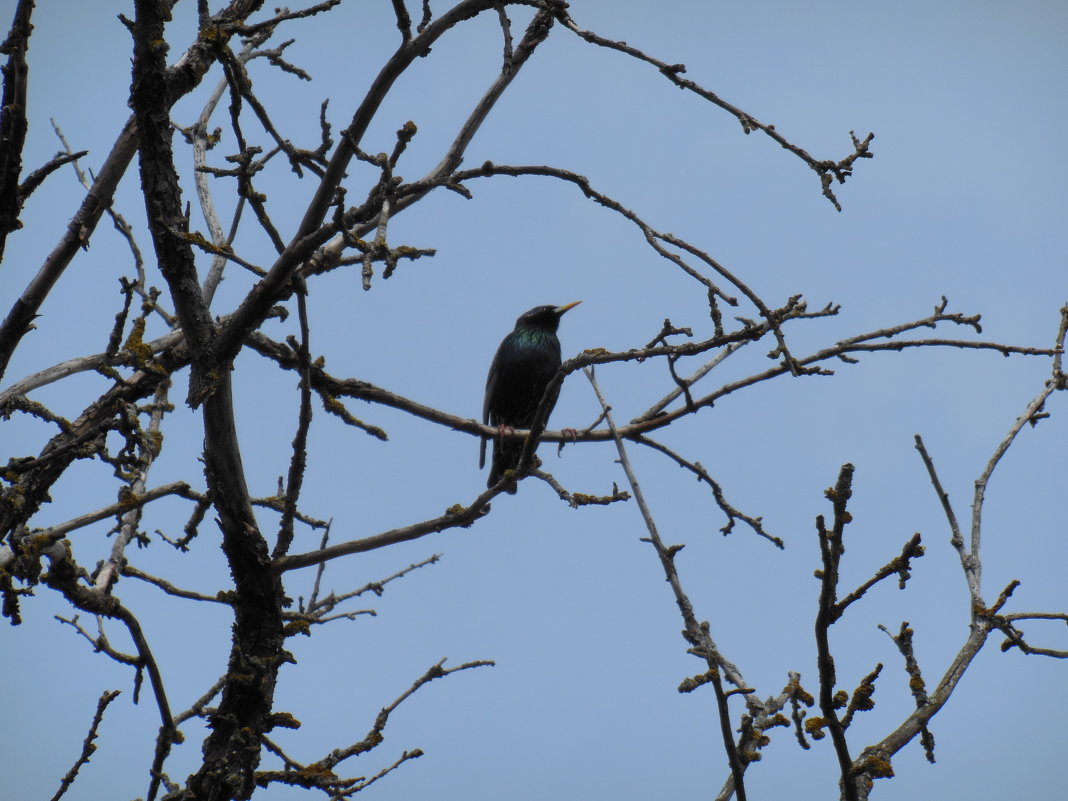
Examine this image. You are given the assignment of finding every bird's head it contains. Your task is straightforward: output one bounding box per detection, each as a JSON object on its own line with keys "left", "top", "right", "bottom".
{"left": 515, "top": 301, "right": 582, "bottom": 332}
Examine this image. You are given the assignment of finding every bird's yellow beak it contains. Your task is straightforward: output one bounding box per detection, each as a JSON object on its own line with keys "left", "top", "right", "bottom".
{"left": 555, "top": 301, "right": 582, "bottom": 315}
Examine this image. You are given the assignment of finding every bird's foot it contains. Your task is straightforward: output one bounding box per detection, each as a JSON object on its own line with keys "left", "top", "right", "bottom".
{"left": 496, "top": 424, "right": 515, "bottom": 442}
{"left": 557, "top": 427, "right": 579, "bottom": 455}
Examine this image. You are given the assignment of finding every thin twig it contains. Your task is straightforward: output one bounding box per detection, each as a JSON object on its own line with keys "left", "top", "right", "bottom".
{"left": 633, "top": 434, "right": 781, "bottom": 547}
{"left": 554, "top": 6, "right": 874, "bottom": 210}
{"left": 50, "top": 690, "right": 122, "bottom": 801}
{"left": 255, "top": 658, "right": 494, "bottom": 793}
{"left": 32, "top": 481, "right": 197, "bottom": 544}
{"left": 877, "top": 623, "right": 935, "bottom": 762}
{"left": 584, "top": 367, "right": 749, "bottom": 801}
{"left": 274, "top": 278, "right": 313, "bottom": 559}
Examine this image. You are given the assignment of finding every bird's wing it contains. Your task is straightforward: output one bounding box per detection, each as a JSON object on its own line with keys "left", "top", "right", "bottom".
{"left": 479, "top": 350, "right": 499, "bottom": 469}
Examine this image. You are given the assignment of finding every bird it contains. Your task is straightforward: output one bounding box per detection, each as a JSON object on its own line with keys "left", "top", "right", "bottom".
{"left": 480, "top": 302, "right": 581, "bottom": 492}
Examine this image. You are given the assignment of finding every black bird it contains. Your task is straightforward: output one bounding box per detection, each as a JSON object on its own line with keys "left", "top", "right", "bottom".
{"left": 480, "top": 302, "right": 581, "bottom": 492}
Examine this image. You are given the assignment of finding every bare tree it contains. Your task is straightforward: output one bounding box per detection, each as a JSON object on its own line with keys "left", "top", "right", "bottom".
{"left": 1, "top": 2, "right": 1064, "bottom": 800}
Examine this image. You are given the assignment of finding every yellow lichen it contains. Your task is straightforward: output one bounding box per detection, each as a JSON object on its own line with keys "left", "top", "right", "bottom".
{"left": 283, "top": 619, "right": 311, "bottom": 638}
{"left": 859, "top": 755, "right": 895, "bottom": 778}
{"left": 123, "top": 317, "right": 153, "bottom": 365}
{"left": 804, "top": 716, "right": 826, "bottom": 734}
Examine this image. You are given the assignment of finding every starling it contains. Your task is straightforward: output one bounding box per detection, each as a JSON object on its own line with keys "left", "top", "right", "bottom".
{"left": 480, "top": 302, "right": 581, "bottom": 492}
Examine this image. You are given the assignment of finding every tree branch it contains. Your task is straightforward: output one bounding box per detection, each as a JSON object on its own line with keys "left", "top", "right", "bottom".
{"left": 0, "top": 0, "right": 33, "bottom": 262}
{"left": 813, "top": 464, "right": 858, "bottom": 801}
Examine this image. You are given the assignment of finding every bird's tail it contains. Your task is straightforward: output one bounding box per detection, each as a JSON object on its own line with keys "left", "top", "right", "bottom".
{"left": 488, "top": 438, "right": 521, "bottom": 494}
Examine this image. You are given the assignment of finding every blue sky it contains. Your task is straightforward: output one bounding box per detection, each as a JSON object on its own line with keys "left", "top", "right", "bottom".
{"left": 2, "top": 1, "right": 1066, "bottom": 799}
